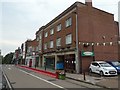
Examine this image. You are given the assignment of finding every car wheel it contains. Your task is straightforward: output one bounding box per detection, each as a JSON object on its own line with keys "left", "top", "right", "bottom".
{"left": 100, "top": 71, "right": 104, "bottom": 76}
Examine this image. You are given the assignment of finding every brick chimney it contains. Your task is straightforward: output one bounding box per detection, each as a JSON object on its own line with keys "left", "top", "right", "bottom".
{"left": 85, "top": 0, "right": 92, "bottom": 7}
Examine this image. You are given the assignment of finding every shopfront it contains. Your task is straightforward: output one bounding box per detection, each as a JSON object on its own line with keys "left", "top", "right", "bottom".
{"left": 44, "top": 56, "right": 55, "bottom": 70}
{"left": 64, "top": 54, "right": 75, "bottom": 73}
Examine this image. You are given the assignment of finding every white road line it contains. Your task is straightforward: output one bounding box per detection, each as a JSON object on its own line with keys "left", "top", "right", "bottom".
{"left": 2, "top": 71, "right": 12, "bottom": 89}
{"left": 8, "top": 68, "right": 11, "bottom": 70}
{"left": 19, "top": 69, "right": 67, "bottom": 89}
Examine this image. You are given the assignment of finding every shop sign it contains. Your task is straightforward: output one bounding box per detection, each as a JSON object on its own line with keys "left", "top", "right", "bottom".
{"left": 81, "top": 51, "right": 94, "bottom": 56}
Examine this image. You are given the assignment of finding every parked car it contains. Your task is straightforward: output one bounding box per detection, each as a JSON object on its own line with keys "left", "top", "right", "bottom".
{"left": 89, "top": 61, "right": 117, "bottom": 76}
{"left": 106, "top": 61, "right": 120, "bottom": 74}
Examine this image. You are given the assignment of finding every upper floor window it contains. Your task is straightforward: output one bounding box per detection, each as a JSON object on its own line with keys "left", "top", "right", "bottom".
{"left": 45, "top": 32, "right": 48, "bottom": 37}
{"left": 57, "top": 24, "right": 61, "bottom": 32}
{"left": 50, "top": 28, "right": 54, "bottom": 35}
{"left": 36, "top": 36, "right": 39, "bottom": 41}
{"left": 28, "top": 46, "right": 32, "bottom": 53}
{"left": 39, "top": 40, "right": 42, "bottom": 50}
{"left": 65, "top": 17, "right": 72, "bottom": 27}
{"left": 50, "top": 41, "right": 54, "bottom": 48}
{"left": 39, "top": 33, "right": 42, "bottom": 39}
{"left": 56, "top": 38, "right": 61, "bottom": 46}
{"left": 32, "top": 47, "right": 35, "bottom": 51}
{"left": 44, "top": 43, "right": 47, "bottom": 50}
{"left": 36, "top": 46, "right": 39, "bottom": 51}
{"left": 66, "top": 34, "right": 72, "bottom": 44}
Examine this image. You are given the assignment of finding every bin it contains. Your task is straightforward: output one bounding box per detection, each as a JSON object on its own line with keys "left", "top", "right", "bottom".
{"left": 59, "top": 74, "right": 65, "bottom": 80}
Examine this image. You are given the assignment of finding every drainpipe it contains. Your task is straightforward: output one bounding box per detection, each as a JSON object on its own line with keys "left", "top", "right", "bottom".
{"left": 118, "top": 2, "right": 120, "bottom": 62}
{"left": 73, "top": 10, "right": 80, "bottom": 74}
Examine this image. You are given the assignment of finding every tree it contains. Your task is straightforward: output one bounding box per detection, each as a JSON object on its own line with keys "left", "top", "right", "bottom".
{"left": 2, "top": 52, "right": 14, "bottom": 64}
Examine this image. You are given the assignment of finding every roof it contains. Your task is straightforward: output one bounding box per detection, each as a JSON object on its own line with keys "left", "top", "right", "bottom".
{"left": 92, "top": 61, "right": 106, "bottom": 63}
{"left": 36, "top": 1, "right": 114, "bottom": 33}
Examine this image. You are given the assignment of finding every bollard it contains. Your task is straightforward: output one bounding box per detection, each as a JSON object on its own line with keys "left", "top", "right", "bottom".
{"left": 83, "top": 72, "right": 86, "bottom": 81}
{"left": 56, "top": 72, "right": 59, "bottom": 79}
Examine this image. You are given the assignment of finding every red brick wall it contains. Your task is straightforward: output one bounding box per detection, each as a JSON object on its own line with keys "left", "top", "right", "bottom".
{"left": 43, "top": 11, "right": 77, "bottom": 53}
{"left": 77, "top": 5, "right": 118, "bottom": 61}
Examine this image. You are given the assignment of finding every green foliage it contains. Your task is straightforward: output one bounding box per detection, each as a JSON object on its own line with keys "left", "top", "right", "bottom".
{"left": 2, "top": 52, "right": 14, "bottom": 64}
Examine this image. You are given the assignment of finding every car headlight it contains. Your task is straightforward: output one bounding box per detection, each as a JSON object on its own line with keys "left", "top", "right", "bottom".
{"left": 116, "top": 67, "right": 119, "bottom": 69}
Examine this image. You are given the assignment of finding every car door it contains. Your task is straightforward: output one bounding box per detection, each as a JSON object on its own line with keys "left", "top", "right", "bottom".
{"left": 91, "top": 62, "right": 97, "bottom": 73}
{"left": 95, "top": 63, "right": 100, "bottom": 73}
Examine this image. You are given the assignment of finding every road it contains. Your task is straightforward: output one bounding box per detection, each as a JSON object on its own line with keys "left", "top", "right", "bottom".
{"left": 2, "top": 65, "right": 110, "bottom": 89}
{"left": 0, "top": 65, "right": 2, "bottom": 89}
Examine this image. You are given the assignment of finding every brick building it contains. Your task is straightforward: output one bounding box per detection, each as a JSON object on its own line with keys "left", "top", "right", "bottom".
{"left": 36, "top": 1, "right": 119, "bottom": 73}
{"left": 24, "top": 39, "right": 39, "bottom": 67}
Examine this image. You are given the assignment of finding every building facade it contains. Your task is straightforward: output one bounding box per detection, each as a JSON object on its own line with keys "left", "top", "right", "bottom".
{"left": 36, "top": 1, "right": 119, "bottom": 73}
{"left": 24, "top": 39, "right": 39, "bottom": 67}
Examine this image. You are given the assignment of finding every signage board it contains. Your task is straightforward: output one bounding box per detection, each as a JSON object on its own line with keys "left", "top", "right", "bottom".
{"left": 81, "top": 51, "right": 94, "bottom": 56}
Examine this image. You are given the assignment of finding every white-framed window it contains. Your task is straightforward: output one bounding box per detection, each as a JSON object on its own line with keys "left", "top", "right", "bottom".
{"left": 36, "top": 46, "right": 39, "bottom": 51}
{"left": 50, "top": 41, "right": 54, "bottom": 48}
{"left": 32, "top": 47, "right": 35, "bottom": 51}
{"left": 39, "top": 33, "right": 42, "bottom": 39}
{"left": 28, "top": 46, "right": 32, "bottom": 52}
{"left": 44, "top": 43, "right": 47, "bottom": 50}
{"left": 66, "top": 34, "right": 72, "bottom": 44}
{"left": 65, "top": 17, "right": 72, "bottom": 27}
{"left": 50, "top": 28, "right": 54, "bottom": 35}
{"left": 39, "top": 40, "right": 42, "bottom": 50}
{"left": 45, "top": 32, "right": 48, "bottom": 37}
{"left": 57, "top": 24, "right": 61, "bottom": 32}
{"left": 36, "top": 36, "right": 39, "bottom": 41}
{"left": 56, "top": 38, "right": 61, "bottom": 46}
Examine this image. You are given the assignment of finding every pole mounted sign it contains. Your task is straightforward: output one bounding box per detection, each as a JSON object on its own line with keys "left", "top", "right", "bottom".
{"left": 81, "top": 51, "right": 94, "bottom": 56}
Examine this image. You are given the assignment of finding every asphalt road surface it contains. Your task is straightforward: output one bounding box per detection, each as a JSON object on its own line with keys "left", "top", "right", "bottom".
{"left": 2, "top": 65, "right": 110, "bottom": 90}
{"left": 0, "top": 65, "right": 2, "bottom": 89}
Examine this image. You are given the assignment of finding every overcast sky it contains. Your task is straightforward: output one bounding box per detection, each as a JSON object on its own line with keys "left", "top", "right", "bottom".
{"left": 0, "top": 0, "right": 120, "bottom": 56}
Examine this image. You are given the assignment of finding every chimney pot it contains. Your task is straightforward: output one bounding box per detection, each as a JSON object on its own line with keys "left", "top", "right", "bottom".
{"left": 85, "top": 0, "right": 92, "bottom": 7}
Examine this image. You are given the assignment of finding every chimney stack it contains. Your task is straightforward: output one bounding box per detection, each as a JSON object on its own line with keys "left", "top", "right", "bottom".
{"left": 85, "top": 0, "right": 92, "bottom": 7}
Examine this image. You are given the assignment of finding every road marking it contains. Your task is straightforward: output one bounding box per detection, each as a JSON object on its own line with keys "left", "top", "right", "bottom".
{"left": 8, "top": 68, "right": 11, "bottom": 70}
{"left": 19, "top": 69, "right": 67, "bottom": 90}
{"left": 2, "top": 71, "right": 13, "bottom": 89}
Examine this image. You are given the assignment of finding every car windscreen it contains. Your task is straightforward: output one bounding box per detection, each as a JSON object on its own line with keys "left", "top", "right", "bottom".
{"left": 112, "top": 62, "right": 120, "bottom": 67}
{"left": 99, "top": 63, "right": 111, "bottom": 67}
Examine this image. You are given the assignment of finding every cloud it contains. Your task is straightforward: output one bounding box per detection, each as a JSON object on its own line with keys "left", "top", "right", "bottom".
{"left": 0, "top": 40, "right": 21, "bottom": 47}
{"left": 1, "top": 0, "right": 119, "bottom": 56}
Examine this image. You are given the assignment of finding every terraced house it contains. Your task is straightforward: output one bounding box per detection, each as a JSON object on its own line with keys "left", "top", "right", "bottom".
{"left": 36, "top": 0, "right": 119, "bottom": 74}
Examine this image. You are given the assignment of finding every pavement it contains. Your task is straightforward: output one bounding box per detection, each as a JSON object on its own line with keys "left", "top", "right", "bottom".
{"left": 17, "top": 65, "right": 119, "bottom": 89}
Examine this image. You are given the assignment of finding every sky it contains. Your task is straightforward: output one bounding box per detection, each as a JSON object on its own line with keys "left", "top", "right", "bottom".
{"left": 0, "top": 0, "right": 120, "bottom": 56}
